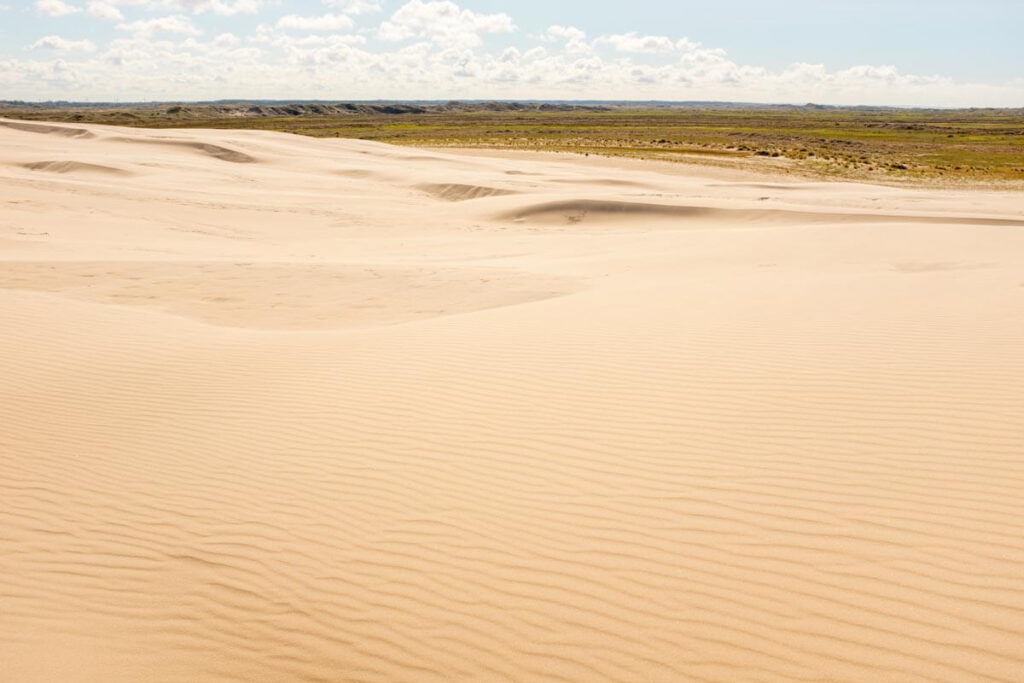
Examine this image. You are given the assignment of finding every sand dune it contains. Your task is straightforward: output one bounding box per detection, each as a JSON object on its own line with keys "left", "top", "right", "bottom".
{"left": 108, "top": 136, "right": 258, "bottom": 163}
{"left": 18, "top": 160, "right": 133, "bottom": 176}
{"left": 416, "top": 182, "right": 518, "bottom": 202}
{"left": 0, "top": 120, "right": 96, "bottom": 138}
{"left": 499, "top": 199, "right": 1024, "bottom": 228}
{"left": 0, "top": 261, "right": 571, "bottom": 329}
{"left": 2, "top": 119, "right": 1024, "bottom": 682}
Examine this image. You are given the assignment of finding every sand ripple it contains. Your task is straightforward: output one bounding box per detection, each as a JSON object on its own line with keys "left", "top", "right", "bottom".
{"left": 2, "top": 119, "right": 1024, "bottom": 682}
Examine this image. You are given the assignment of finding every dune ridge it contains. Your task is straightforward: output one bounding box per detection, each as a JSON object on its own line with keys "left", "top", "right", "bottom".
{"left": 18, "top": 160, "right": 133, "bottom": 176}
{"left": 107, "top": 136, "right": 258, "bottom": 163}
{"left": 0, "top": 120, "right": 95, "bottom": 138}
{"left": 499, "top": 198, "right": 1024, "bottom": 227}
{"left": 2, "top": 118, "right": 1023, "bottom": 683}
{"left": 416, "top": 182, "right": 518, "bottom": 201}
{"left": 0, "top": 261, "right": 573, "bottom": 329}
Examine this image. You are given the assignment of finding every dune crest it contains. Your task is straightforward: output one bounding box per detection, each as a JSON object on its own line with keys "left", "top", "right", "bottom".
{"left": 2, "top": 118, "right": 1024, "bottom": 683}
{"left": 498, "top": 198, "right": 1024, "bottom": 227}
{"left": 109, "top": 136, "right": 258, "bottom": 163}
{"left": 0, "top": 261, "right": 573, "bottom": 329}
{"left": 416, "top": 182, "right": 518, "bottom": 201}
{"left": 19, "top": 160, "right": 133, "bottom": 176}
{"left": 0, "top": 120, "right": 94, "bottom": 138}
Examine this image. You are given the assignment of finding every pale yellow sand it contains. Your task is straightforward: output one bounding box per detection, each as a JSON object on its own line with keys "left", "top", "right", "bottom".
{"left": 2, "top": 118, "right": 1024, "bottom": 682}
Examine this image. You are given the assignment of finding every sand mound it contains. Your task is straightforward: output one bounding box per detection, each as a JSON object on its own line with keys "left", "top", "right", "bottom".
{"left": 110, "top": 136, "right": 257, "bottom": 163}
{"left": 19, "top": 160, "right": 132, "bottom": 177}
{"left": 551, "top": 177, "right": 658, "bottom": 189}
{"left": 335, "top": 168, "right": 390, "bottom": 180}
{"left": 416, "top": 182, "right": 518, "bottom": 201}
{"left": 499, "top": 198, "right": 1024, "bottom": 228}
{"left": 2, "top": 119, "right": 1024, "bottom": 683}
{"left": 707, "top": 182, "right": 804, "bottom": 190}
{"left": 0, "top": 261, "right": 573, "bottom": 329}
{"left": 500, "top": 198, "right": 725, "bottom": 224}
{"left": 0, "top": 120, "right": 94, "bottom": 138}
{"left": 496, "top": 199, "right": 822, "bottom": 227}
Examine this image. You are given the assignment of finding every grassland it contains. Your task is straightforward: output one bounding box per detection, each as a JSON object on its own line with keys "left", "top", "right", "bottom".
{"left": 3, "top": 102, "right": 1023, "bottom": 185}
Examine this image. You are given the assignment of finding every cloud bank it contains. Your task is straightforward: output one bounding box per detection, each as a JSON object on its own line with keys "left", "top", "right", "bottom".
{"left": 8, "top": 0, "right": 1023, "bottom": 105}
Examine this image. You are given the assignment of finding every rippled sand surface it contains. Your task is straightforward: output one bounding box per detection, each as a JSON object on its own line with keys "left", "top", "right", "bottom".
{"left": 2, "top": 119, "right": 1024, "bottom": 682}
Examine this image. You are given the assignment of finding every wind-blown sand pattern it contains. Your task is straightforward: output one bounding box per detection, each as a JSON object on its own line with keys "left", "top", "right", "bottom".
{"left": 2, "top": 119, "right": 1024, "bottom": 682}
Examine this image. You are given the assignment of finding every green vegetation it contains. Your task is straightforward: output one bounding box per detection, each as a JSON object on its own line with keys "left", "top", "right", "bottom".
{"left": 3, "top": 102, "right": 1023, "bottom": 184}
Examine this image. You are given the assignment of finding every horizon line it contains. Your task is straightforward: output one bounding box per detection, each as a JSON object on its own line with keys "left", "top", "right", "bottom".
{"left": 3, "top": 98, "right": 1023, "bottom": 111}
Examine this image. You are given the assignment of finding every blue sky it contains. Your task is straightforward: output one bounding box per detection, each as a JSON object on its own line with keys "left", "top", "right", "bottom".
{"left": 521, "top": 0, "right": 1024, "bottom": 82}
{"left": 2, "top": 0, "right": 1022, "bottom": 105}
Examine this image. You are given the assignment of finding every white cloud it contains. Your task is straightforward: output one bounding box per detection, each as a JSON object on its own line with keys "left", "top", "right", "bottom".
{"left": 116, "top": 15, "right": 201, "bottom": 36}
{"left": 323, "top": 0, "right": 381, "bottom": 14}
{"left": 36, "top": 0, "right": 81, "bottom": 17}
{"left": 276, "top": 13, "right": 354, "bottom": 32}
{"left": 379, "top": 0, "right": 516, "bottom": 47}
{"left": 279, "top": 33, "right": 366, "bottom": 47}
{"left": 102, "top": 0, "right": 264, "bottom": 15}
{"left": 544, "top": 25, "right": 589, "bottom": 55}
{"left": 211, "top": 32, "right": 239, "bottom": 47}
{"left": 5, "top": 0, "right": 1022, "bottom": 107}
{"left": 598, "top": 33, "right": 688, "bottom": 54}
{"left": 198, "top": 0, "right": 263, "bottom": 15}
{"left": 87, "top": 1, "right": 123, "bottom": 20}
{"left": 545, "top": 25, "right": 584, "bottom": 41}
{"left": 30, "top": 34, "right": 96, "bottom": 51}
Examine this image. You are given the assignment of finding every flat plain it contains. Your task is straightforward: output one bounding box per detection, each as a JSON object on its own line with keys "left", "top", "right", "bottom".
{"left": 2, "top": 116, "right": 1024, "bottom": 682}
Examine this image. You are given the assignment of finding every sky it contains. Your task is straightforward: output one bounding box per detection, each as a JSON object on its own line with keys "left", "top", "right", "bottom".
{"left": 2, "top": 0, "right": 1022, "bottom": 106}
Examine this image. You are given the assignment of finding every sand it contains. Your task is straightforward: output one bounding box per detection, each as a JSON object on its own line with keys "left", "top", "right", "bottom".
{"left": 2, "top": 118, "right": 1024, "bottom": 682}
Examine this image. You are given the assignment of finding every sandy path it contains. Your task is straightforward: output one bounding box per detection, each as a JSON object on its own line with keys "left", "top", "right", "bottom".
{"left": 2, "top": 119, "right": 1023, "bottom": 682}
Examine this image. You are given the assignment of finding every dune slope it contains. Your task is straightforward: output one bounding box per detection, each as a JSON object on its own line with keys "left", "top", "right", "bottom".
{"left": 2, "top": 120, "right": 1024, "bottom": 682}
